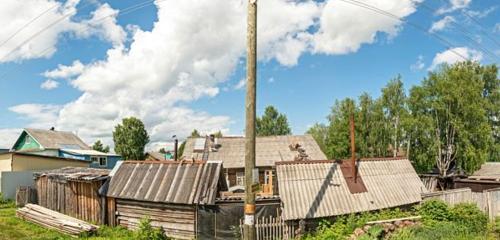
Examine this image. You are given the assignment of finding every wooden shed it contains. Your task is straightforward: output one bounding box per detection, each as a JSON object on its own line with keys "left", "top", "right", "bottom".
{"left": 34, "top": 167, "right": 110, "bottom": 224}
{"left": 106, "top": 160, "right": 227, "bottom": 239}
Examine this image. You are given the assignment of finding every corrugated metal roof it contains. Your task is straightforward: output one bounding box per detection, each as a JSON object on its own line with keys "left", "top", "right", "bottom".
{"left": 276, "top": 158, "right": 427, "bottom": 220}
{"left": 469, "top": 162, "right": 500, "bottom": 180}
{"left": 23, "top": 128, "right": 90, "bottom": 150}
{"left": 107, "top": 161, "right": 226, "bottom": 205}
{"left": 34, "top": 167, "right": 110, "bottom": 181}
{"left": 182, "top": 135, "right": 327, "bottom": 168}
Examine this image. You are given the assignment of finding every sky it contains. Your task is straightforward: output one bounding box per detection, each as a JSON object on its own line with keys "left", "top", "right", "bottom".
{"left": 0, "top": 0, "right": 498, "bottom": 150}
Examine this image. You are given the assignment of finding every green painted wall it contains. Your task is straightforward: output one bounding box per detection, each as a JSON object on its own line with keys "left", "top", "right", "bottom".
{"left": 13, "top": 132, "right": 42, "bottom": 151}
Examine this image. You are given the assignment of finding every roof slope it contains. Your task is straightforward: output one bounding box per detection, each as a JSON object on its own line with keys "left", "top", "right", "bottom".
{"left": 107, "top": 161, "right": 226, "bottom": 205}
{"left": 469, "top": 162, "right": 500, "bottom": 180}
{"left": 34, "top": 167, "right": 110, "bottom": 181}
{"left": 276, "top": 158, "right": 427, "bottom": 220}
{"left": 182, "top": 135, "right": 327, "bottom": 168}
{"left": 23, "top": 128, "right": 90, "bottom": 150}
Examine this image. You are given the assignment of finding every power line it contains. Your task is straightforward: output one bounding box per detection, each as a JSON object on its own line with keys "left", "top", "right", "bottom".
{"left": 0, "top": 0, "right": 164, "bottom": 81}
{"left": 0, "top": 3, "right": 58, "bottom": 49}
{"left": 435, "top": 0, "right": 500, "bottom": 47}
{"left": 416, "top": 1, "right": 499, "bottom": 62}
{"left": 339, "top": 0, "right": 470, "bottom": 61}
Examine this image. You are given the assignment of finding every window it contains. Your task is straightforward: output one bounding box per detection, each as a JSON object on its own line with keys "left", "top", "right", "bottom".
{"left": 25, "top": 136, "right": 31, "bottom": 144}
{"left": 99, "top": 157, "right": 107, "bottom": 167}
{"left": 236, "top": 172, "right": 245, "bottom": 186}
{"left": 91, "top": 156, "right": 98, "bottom": 163}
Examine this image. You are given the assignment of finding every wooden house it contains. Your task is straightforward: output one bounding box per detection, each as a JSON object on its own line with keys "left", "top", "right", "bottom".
{"left": 454, "top": 162, "right": 500, "bottom": 192}
{"left": 11, "top": 128, "right": 121, "bottom": 169}
{"left": 34, "top": 167, "right": 110, "bottom": 224}
{"left": 106, "top": 160, "right": 227, "bottom": 239}
{"left": 181, "top": 135, "right": 327, "bottom": 196}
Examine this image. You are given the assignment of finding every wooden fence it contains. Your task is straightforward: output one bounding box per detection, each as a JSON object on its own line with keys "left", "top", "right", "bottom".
{"left": 422, "top": 187, "right": 500, "bottom": 220}
{"left": 240, "top": 216, "right": 298, "bottom": 240}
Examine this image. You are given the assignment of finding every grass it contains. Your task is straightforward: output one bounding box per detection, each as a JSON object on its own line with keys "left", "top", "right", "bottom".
{"left": 0, "top": 202, "right": 135, "bottom": 240}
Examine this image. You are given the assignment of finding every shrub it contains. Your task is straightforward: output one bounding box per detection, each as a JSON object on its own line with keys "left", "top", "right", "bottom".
{"left": 450, "top": 203, "right": 488, "bottom": 233}
{"left": 417, "top": 199, "right": 452, "bottom": 222}
{"left": 135, "top": 217, "right": 167, "bottom": 240}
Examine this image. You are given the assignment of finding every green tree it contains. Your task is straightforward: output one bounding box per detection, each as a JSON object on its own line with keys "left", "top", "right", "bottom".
{"left": 113, "top": 117, "right": 150, "bottom": 160}
{"left": 212, "top": 130, "right": 223, "bottom": 138}
{"left": 256, "top": 106, "right": 291, "bottom": 136}
{"left": 158, "top": 148, "right": 167, "bottom": 154}
{"left": 307, "top": 123, "right": 328, "bottom": 154}
{"left": 381, "top": 75, "right": 408, "bottom": 157}
{"left": 325, "top": 98, "right": 356, "bottom": 159}
{"left": 408, "top": 61, "right": 494, "bottom": 175}
{"left": 92, "top": 140, "right": 110, "bottom": 153}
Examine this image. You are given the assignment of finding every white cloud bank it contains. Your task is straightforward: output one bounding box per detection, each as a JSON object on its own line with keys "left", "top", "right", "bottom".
{"left": 430, "top": 47, "right": 483, "bottom": 69}
{"left": 6, "top": 0, "right": 421, "bottom": 147}
{"left": 436, "top": 0, "right": 471, "bottom": 15}
{"left": 0, "top": 0, "right": 125, "bottom": 63}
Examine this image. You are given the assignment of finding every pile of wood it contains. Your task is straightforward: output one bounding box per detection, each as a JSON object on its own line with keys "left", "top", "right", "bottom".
{"left": 349, "top": 216, "right": 422, "bottom": 240}
{"left": 16, "top": 204, "right": 98, "bottom": 235}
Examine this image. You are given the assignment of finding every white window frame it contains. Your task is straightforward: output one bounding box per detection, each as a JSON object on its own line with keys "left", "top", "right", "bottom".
{"left": 25, "top": 135, "right": 31, "bottom": 144}
{"left": 91, "top": 156, "right": 98, "bottom": 163}
{"left": 236, "top": 172, "right": 245, "bottom": 186}
{"left": 98, "top": 157, "right": 107, "bottom": 167}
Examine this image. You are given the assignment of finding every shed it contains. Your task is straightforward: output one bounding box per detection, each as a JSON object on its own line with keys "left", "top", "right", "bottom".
{"left": 276, "top": 157, "right": 427, "bottom": 221}
{"left": 106, "top": 160, "right": 227, "bottom": 239}
{"left": 454, "top": 162, "right": 500, "bottom": 192}
{"left": 34, "top": 167, "right": 110, "bottom": 224}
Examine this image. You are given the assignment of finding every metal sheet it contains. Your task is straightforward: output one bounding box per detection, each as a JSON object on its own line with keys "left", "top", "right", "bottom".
{"left": 276, "top": 158, "right": 428, "bottom": 220}
{"left": 107, "top": 161, "right": 225, "bottom": 205}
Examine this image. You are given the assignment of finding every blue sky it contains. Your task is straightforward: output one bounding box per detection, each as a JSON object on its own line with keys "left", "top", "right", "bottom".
{"left": 0, "top": 0, "right": 498, "bottom": 149}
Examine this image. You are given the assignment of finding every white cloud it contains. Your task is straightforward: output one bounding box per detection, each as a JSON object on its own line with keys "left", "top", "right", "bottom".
{"left": 0, "top": 0, "right": 125, "bottom": 63}
{"left": 429, "top": 16, "right": 455, "bottom": 33}
{"left": 466, "top": 6, "right": 497, "bottom": 19}
{"left": 0, "top": 128, "right": 22, "bottom": 148}
{"left": 8, "top": 0, "right": 422, "bottom": 148}
{"left": 40, "top": 79, "right": 59, "bottom": 90}
{"left": 436, "top": 0, "right": 471, "bottom": 15}
{"left": 312, "top": 0, "right": 420, "bottom": 55}
{"left": 430, "top": 47, "right": 483, "bottom": 69}
{"left": 43, "top": 60, "right": 85, "bottom": 79}
{"left": 410, "top": 55, "right": 425, "bottom": 71}
{"left": 234, "top": 78, "right": 246, "bottom": 90}
{"left": 9, "top": 104, "right": 61, "bottom": 129}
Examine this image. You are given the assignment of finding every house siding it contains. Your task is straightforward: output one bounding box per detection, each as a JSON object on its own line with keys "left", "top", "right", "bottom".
{"left": 12, "top": 154, "right": 88, "bottom": 171}
{"left": 13, "top": 132, "right": 42, "bottom": 151}
{"left": 0, "top": 153, "right": 12, "bottom": 172}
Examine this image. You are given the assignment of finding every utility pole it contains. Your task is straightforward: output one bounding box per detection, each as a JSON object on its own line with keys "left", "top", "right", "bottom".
{"left": 244, "top": 0, "right": 257, "bottom": 239}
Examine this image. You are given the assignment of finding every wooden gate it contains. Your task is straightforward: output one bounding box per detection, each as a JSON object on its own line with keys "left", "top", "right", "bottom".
{"left": 240, "top": 216, "right": 297, "bottom": 240}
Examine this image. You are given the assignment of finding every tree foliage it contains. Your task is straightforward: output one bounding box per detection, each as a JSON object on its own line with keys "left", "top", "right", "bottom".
{"left": 92, "top": 140, "right": 110, "bottom": 153}
{"left": 256, "top": 106, "right": 291, "bottom": 136}
{"left": 308, "top": 61, "right": 499, "bottom": 175}
{"left": 113, "top": 117, "right": 150, "bottom": 160}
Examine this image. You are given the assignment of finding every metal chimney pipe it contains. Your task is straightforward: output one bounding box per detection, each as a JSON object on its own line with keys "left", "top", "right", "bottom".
{"left": 174, "top": 139, "right": 178, "bottom": 161}
{"left": 350, "top": 114, "right": 356, "bottom": 183}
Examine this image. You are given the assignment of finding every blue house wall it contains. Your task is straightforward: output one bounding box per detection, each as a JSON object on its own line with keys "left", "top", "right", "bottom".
{"left": 58, "top": 150, "right": 122, "bottom": 169}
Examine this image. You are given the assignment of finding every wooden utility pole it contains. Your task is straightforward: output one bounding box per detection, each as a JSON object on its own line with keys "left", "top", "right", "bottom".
{"left": 244, "top": 0, "right": 257, "bottom": 239}
{"left": 350, "top": 114, "right": 356, "bottom": 182}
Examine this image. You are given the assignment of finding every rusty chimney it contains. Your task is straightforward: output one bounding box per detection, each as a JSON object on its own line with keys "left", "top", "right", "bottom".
{"left": 349, "top": 114, "right": 357, "bottom": 183}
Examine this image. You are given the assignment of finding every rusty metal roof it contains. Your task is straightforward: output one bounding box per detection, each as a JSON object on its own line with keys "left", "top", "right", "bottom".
{"left": 182, "top": 135, "right": 327, "bottom": 168}
{"left": 106, "top": 161, "right": 226, "bottom": 205}
{"left": 34, "top": 167, "right": 110, "bottom": 181}
{"left": 276, "top": 158, "right": 427, "bottom": 220}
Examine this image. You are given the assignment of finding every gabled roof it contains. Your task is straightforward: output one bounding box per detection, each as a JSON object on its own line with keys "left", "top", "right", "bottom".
{"left": 468, "top": 162, "right": 500, "bottom": 181}
{"left": 107, "top": 161, "right": 227, "bottom": 205}
{"left": 181, "top": 135, "right": 327, "bottom": 168}
{"left": 14, "top": 128, "right": 90, "bottom": 150}
{"left": 145, "top": 152, "right": 168, "bottom": 161}
{"left": 60, "top": 149, "right": 119, "bottom": 157}
{"left": 276, "top": 157, "right": 427, "bottom": 220}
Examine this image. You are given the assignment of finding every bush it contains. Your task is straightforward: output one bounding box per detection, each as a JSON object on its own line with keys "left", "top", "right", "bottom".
{"left": 417, "top": 199, "right": 452, "bottom": 222}
{"left": 450, "top": 203, "right": 488, "bottom": 233}
{"left": 135, "top": 217, "right": 167, "bottom": 240}
{"left": 390, "top": 221, "right": 483, "bottom": 240}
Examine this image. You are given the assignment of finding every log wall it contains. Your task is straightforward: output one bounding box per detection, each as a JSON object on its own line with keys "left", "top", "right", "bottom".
{"left": 114, "top": 198, "right": 196, "bottom": 240}
{"left": 36, "top": 176, "right": 105, "bottom": 224}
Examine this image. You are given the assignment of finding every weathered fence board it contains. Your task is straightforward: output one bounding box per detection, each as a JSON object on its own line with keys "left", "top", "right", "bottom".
{"left": 240, "top": 216, "right": 297, "bottom": 240}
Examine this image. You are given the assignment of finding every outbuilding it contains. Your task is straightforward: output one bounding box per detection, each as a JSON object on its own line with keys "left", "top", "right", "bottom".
{"left": 106, "top": 160, "right": 227, "bottom": 239}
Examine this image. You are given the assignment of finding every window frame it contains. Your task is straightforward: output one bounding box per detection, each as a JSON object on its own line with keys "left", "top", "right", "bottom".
{"left": 98, "top": 157, "right": 107, "bottom": 167}
{"left": 236, "top": 172, "right": 245, "bottom": 186}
